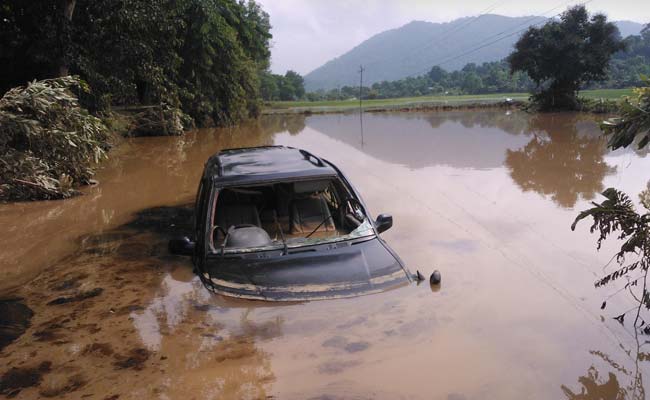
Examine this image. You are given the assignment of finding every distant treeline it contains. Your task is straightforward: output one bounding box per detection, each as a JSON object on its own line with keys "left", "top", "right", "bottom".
{"left": 259, "top": 71, "right": 306, "bottom": 101}
{"left": 0, "top": 0, "right": 272, "bottom": 126}
{"left": 302, "top": 24, "right": 650, "bottom": 101}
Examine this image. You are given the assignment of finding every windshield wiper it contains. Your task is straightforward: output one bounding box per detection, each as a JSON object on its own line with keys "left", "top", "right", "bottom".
{"left": 305, "top": 215, "right": 334, "bottom": 238}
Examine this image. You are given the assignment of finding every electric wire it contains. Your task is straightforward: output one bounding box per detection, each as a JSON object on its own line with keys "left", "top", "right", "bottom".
{"left": 401, "top": 0, "right": 595, "bottom": 80}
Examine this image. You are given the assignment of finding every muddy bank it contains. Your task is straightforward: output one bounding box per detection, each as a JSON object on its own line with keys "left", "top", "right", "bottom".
{"left": 0, "top": 205, "right": 198, "bottom": 399}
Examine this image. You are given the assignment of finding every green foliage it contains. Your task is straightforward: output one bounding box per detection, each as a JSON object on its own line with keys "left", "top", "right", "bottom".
{"left": 571, "top": 187, "right": 650, "bottom": 328}
{"left": 601, "top": 77, "right": 650, "bottom": 150}
{"left": 260, "top": 70, "right": 306, "bottom": 101}
{"left": 0, "top": 76, "right": 110, "bottom": 201}
{"left": 0, "top": 0, "right": 272, "bottom": 127}
{"left": 304, "top": 21, "right": 647, "bottom": 102}
{"left": 508, "top": 6, "right": 626, "bottom": 110}
{"left": 306, "top": 60, "right": 535, "bottom": 101}
{"left": 587, "top": 23, "right": 650, "bottom": 89}
{"left": 71, "top": 0, "right": 182, "bottom": 110}
{"left": 574, "top": 57, "right": 650, "bottom": 330}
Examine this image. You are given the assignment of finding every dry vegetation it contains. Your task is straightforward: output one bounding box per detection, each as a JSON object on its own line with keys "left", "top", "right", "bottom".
{"left": 0, "top": 76, "right": 111, "bottom": 201}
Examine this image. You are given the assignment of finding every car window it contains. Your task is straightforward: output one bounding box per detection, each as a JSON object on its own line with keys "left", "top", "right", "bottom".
{"left": 208, "top": 178, "right": 375, "bottom": 254}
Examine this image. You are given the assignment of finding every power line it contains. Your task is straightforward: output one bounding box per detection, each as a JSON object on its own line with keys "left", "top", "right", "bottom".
{"left": 440, "top": 0, "right": 577, "bottom": 62}
{"left": 358, "top": 65, "right": 365, "bottom": 109}
{"left": 361, "top": 0, "right": 508, "bottom": 73}
{"left": 401, "top": 0, "right": 595, "bottom": 80}
{"left": 355, "top": 0, "right": 582, "bottom": 87}
{"left": 411, "top": 0, "right": 508, "bottom": 58}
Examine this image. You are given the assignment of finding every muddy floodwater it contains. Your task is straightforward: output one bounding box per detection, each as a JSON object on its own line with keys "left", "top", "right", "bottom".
{"left": 1, "top": 110, "right": 649, "bottom": 399}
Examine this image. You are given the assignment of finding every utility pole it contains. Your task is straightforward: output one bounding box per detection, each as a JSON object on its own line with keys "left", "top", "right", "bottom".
{"left": 358, "top": 65, "right": 365, "bottom": 110}
{"left": 358, "top": 65, "right": 365, "bottom": 147}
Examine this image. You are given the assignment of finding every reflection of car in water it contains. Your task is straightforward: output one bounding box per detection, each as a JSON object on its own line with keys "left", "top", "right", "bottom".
{"left": 170, "top": 146, "right": 413, "bottom": 301}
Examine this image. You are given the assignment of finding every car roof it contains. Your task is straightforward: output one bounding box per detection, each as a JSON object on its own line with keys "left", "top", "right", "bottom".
{"left": 204, "top": 146, "right": 339, "bottom": 184}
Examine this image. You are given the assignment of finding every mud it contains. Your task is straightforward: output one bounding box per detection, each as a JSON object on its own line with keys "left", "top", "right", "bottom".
{"left": 0, "top": 362, "right": 51, "bottom": 398}
{"left": 0, "top": 300, "right": 33, "bottom": 352}
{"left": 47, "top": 288, "right": 104, "bottom": 306}
{"left": 0, "top": 111, "right": 648, "bottom": 399}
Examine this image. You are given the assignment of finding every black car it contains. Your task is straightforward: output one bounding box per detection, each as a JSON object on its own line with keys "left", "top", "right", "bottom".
{"left": 170, "top": 146, "right": 414, "bottom": 301}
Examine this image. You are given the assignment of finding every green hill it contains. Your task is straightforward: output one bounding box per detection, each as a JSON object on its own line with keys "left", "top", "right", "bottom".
{"left": 304, "top": 15, "right": 644, "bottom": 91}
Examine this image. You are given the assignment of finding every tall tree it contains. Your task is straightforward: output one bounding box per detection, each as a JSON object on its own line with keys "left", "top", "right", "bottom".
{"left": 58, "top": 0, "right": 77, "bottom": 76}
{"left": 508, "top": 5, "right": 625, "bottom": 110}
{"left": 284, "top": 70, "right": 305, "bottom": 99}
{"left": 1, "top": 0, "right": 272, "bottom": 126}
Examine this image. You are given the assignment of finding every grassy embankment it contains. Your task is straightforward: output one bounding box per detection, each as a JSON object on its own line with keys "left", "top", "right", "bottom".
{"left": 264, "top": 88, "right": 634, "bottom": 114}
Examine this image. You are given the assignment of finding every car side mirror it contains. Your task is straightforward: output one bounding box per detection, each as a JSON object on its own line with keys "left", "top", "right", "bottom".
{"left": 169, "top": 236, "right": 195, "bottom": 256}
{"left": 375, "top": 214, "right": 393, "bottom": 234}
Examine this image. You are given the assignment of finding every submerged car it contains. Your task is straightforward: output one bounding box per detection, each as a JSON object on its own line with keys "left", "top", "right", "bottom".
{"left": 170, "top": 145, "right": 414, "bottom": 301}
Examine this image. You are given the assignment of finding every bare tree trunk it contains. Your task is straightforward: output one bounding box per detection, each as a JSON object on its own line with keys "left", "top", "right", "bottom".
{"left": 57, "top": 0, "right": 77, "bottom": 77}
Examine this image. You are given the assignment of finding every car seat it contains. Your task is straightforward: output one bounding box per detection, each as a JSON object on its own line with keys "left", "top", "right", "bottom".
{"left": 290, "top": 180, "right": 335, "bottom": 234}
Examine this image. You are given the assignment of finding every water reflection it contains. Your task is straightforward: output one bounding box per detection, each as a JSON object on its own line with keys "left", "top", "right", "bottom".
{"left": 562, "top": 368, "right": 625, "bottom": 400}
{"left": 307, "top": 111, "right": 531, "bottom": 169}
{"left": 506, "top": 114, "right": 615, "bottom": 208}
{"left": 562, "top": 345, "right": 647, "bottom": 400}
{"left": 306, "top": 110, "right": 615, "bottom": 208}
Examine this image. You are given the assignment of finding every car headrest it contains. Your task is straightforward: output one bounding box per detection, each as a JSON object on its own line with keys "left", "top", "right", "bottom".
{"left": 293, "top": 179, "right": 331, "bottom": 194}
{"left": 226, "top": 226, "right": 272, "bottom": 248}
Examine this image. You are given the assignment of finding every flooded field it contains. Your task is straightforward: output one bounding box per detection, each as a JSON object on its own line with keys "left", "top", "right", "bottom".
{"left": 1, "top": 110, "right": 649, "bottom": 399}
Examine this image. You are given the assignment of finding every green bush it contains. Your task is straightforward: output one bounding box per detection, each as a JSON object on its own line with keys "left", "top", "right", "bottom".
{"left": 602, "top": 76, "right": 650, "bottom": 149}
{"left": 0, "top": 76, "right": 110, "bottom": 201}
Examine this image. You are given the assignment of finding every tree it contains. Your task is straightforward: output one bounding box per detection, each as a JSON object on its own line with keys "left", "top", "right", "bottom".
{"left": 508, "top": 6, "right": 625, "bottom": 110}
{"left": 259, "top": 72, "right": 279, "bottom": 101}
{"left": 0, "top": 1, "right": 62, "bottom": 93}
{"left": 461, "top": 72, "right": 483, "bottom": 94}
{"left": 0, "top": 0, "right": 273, "bottom": 126}
{"left": 428, "top": 66, "right": 448, "bottom": 83}
{"left": 284, "top": 70, "right": 305, "bottom": 99}
{"left": 58, "top": 0, "right": 77, "bottom": 76}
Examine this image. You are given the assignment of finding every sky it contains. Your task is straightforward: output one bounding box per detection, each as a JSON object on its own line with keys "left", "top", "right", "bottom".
{"left": 256, "top": 0, "right": 650, "bottom": 76}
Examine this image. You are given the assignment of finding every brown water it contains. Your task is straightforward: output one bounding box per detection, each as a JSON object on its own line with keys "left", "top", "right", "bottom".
{"left": 1, "top": 110, "right": 649, "bottom": 399}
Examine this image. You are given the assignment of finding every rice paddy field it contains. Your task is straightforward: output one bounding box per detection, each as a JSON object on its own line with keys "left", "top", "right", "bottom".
{"left": 264, "top": 88, "right": 635, "bottom": 114}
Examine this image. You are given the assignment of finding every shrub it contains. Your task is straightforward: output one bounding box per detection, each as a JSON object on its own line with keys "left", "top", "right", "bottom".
{"left": 0, "top": 76, "right": 110, "bottom": 201}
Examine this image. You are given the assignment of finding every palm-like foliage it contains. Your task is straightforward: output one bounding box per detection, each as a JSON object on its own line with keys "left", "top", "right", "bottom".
{"left": 572, "top": 186, "right": 650, "bottom": 328}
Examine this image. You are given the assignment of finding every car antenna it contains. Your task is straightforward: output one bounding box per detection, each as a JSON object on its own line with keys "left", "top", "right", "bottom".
{"left": 273, "top": 210, "right": 288, "bottom": 255}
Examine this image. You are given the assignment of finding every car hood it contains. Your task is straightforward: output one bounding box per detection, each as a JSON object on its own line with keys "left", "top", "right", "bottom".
{"left": 201, "top": 238, "right": 412, "bottom": 301}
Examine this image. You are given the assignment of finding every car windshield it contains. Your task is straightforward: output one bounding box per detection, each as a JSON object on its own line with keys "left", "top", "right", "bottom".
{"left": 209, "top": 178, "right": 375, "bottom": 254}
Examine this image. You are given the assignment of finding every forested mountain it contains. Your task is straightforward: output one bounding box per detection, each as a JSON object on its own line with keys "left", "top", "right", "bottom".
{"left": 304, "top": 15, "right": 645, "bottom": 91}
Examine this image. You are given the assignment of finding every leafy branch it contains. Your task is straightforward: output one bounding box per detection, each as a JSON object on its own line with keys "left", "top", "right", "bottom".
{"left": 572, "top": 186, "right": 650, "bottom": 330}
{"left": 601, "top": 76, "right": 650, "bottom": 150}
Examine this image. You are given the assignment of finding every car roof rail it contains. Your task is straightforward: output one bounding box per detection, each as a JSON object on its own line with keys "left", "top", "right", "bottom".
{"left": 299, "top": 149, "right": 325, "bottom": 167}
{"left": 214, "top": 156, "right": 224, "bottom": 176}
